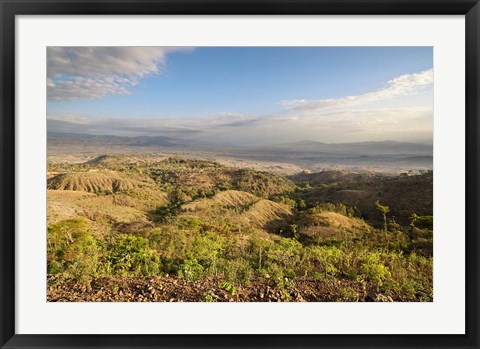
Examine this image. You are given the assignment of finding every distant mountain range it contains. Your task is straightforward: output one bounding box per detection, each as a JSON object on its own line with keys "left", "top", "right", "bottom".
{"left": 268, "top": 140, "right": 432, "bottom": 156}
{"left": 48, "top": 132, "right": 432, "bottom": 156}
{"left": 48, "top": 132, "right": 177, "bottom": 147}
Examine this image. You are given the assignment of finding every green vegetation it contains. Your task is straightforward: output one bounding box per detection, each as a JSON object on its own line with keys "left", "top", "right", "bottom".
{"left": 375, "top": 200, "right": 390, "bottom": 234}
{"left": 47, "top": 156, "right": 433, "bottom": 301}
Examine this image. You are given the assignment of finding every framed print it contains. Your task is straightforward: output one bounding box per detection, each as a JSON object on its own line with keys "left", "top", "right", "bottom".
{"left": 1, "top": 0, "right": 479, "bottom": 348}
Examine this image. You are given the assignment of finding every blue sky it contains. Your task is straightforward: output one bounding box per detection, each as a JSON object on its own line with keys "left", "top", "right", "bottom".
{"left": 47, "top": 47, "right": 433, "bottom": 145}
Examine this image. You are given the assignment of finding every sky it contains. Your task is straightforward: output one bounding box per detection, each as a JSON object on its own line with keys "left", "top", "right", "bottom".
{"left": 47, "top": 47, "right": 433, "bottom": 146}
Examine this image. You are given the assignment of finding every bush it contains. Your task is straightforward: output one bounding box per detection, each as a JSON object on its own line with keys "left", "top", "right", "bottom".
{"left": 178, "top": 258, "right": 204, "bottom": 280}
{"left": 218, "top": 258, "right": 253, "bottom": 285}
{"left": 337, "top": 287, "right": 360, "bottom": 302}
{"left": 149, "top": 228, "right": 191, "bottom": 260}
{"left": 265, "top": 238, "right": 302, "bottom": 270}
{"left": 106, "top": 234, "right": 160, "bottom": 276}
{"left": 47, "top": 219, "right": 101, "bottom": 280}
{"left": 188, "top": 231, "right": 225, "bottom": 275}
{"left": 360, "top": 254, "right": 391, "bottom": 287}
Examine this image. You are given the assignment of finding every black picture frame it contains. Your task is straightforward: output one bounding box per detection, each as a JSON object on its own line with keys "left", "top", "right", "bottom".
{"left": 1, "top": 0, "right": 479, "bottom": 348}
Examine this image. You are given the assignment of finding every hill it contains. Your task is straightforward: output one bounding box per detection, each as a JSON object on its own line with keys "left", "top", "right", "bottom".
{"left": 291, "top": 170, "right": 432, "bottom": 226}
{"left": 183, "top": 190, "right": 258, "bottom": 211}
{"left": 47, "top": 171, "right": 154, "bottom": 194}
{"left": 290, "top": 170, "right": 375, "bottom": 186}
{"left": 47, "top": 155, "right": 433, "bottom": 302}
{"left": 182, "top": 190, "right": 293, "bottom": 232}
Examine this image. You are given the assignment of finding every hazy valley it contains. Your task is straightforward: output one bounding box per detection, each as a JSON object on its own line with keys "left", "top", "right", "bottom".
{"left": 48, "top": 132, "right": 433, "bottom": 175}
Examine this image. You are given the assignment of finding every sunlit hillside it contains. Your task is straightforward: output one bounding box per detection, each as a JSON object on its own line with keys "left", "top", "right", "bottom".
{"left": 47, "top": 155, "right": 433, "bottom": 302}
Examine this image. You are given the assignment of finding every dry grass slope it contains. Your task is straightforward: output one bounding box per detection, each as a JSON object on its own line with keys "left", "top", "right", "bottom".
{"left": 181, "top": 190, "right": 292, "bottom": 231}
{"left": 182, "top": 190, "right": 258, "bottom": 212}
{"left": 298, "top": 211, "right": 371, "bottom": 242}
{"left": 242, "top": 199, "right": 293, "bottom": 230}
{"left": 211, "top": 190, "right": 258, "bottom": 207}
{"left": 48, "top": 190, "right": 149, "bottom": 226}
{"left": 300, "top": 211, "right": 369, "bottom": 231}
{"left": 48, "top": 172, "right": 153, "bottom": 194}
{"left": 47, "top": 186, "right": 167, "bottom": 229}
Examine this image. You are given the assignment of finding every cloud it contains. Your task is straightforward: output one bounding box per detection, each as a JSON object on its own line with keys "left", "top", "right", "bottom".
{"left": 281, "top": 69, "right": 433, "bottom": 111}
{"left": 47, "top": 114, "right": 204, "bottom": 137}
{"left": 200, "top": 107, "right": 433, "bottom": 145}
{"left": 47, "top": 114, "right": 90, "bottom": 124}
{"left": 48, "top": 106, "right": 432, "bottom": 145}
{"left": 47, "top": 112, "right": 257, "bottom": 136}
{"left": 204, "top": 112, "right": 261, "bottom": 127}
{"left": 47, "top": 47, "right": 189, "bottom": 101}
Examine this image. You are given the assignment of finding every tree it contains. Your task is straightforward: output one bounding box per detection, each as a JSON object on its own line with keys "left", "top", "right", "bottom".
{"left": 409, "top": 213, "right": 418, "bottom": 228}
{"left": 290, "top": 223, "right": 299, "bottom": 240}
{"left": 375, "top": 200, "right": 389, "bottom": 233}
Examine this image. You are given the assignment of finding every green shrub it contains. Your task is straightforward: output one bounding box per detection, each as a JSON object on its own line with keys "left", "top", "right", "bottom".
{"left": 188, "top": 231, "right": 225, "bottom": 275}
{"left": 308, "top": 246, "right": 342, "bottom": 278}
{"left": 47, "top": 219, "right": 101, "bottom": 280}
{"left": 178, "top": 258, "right": 204, "bottom": 280}
{"left": 359, "top": 253, "right": 392, "bottom": 287}
{"left": 177, "top": 217, "right": 203, "bottom": 231}
{"left": 149, "top": 228, "right": 191, "bottom": 260}
{"left": 218, "top": 258, "right": 253, "bottom": 285}
{"left": 220, "top": 282, "right": 237, "bottom": 295}
{"left": 106, "top": 234, "right": 160, "bottom": 276}
{"left": 266, "top": 238, "right": 302, "bottom": 271}
{"left": 337, "top": 287, "right": 359, "bottom": 302}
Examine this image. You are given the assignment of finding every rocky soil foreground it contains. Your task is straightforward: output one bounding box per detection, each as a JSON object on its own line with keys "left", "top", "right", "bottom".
{"left": 47, "top": 275, "right": 394, "bottom": 302}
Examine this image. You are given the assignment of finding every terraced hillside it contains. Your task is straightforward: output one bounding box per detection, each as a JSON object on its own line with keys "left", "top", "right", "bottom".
{"left": 47, "top": 155, "right": 433, "bottom": 302}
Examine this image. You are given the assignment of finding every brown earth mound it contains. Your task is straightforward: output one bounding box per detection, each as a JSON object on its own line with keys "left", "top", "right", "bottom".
{"left": 182, "top": 190, "right": 259, "bottom": 212}
{"left": 181, "top": 191, "right": 292, "bottom": 232}
{"left": 48, "top": 171, "right": 153, "bottom": 194}
{"left": 47, "top": 188, "right": 167, "bottom": 226}
{"left": 300, "top": 211, "right": 369, "bottom": 231}
{"left": 242, "top": 200, "right": 293, "bottom": 231}
{"left": 212, "top": 190, "right": 258, "bottom": 207}
{"left": 298, "top": 211, "right": 371, "bottom": 243}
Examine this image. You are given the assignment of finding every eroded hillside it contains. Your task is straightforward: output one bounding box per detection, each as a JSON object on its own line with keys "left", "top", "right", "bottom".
{"left": 47, "top": 155, "right": 433, "bottom": 302}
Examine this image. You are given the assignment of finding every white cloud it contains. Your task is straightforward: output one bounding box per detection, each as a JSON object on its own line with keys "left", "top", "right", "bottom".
{"left": 47, "top": 47, "right": 189, "bottom": 101}
{"left": 281, "top": 69, "right": 433, "bottom": 111}
{"left": 199, "top": 107, "right": 433, "bottom": 145}
{"left": 48, "top": 106, "right": 432, "bottom": 145}
{"left": 47, "top": 114, "right": 90, "bottom": 124}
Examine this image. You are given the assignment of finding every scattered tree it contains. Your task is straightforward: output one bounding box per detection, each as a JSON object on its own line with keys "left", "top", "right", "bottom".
{"left": 375, "top": 200, "right": 390, "bottom": 233}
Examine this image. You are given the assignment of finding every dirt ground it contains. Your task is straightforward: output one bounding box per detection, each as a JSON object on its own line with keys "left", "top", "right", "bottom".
{"left": 47, "top": 274, "right": 393, "bottom": 302}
